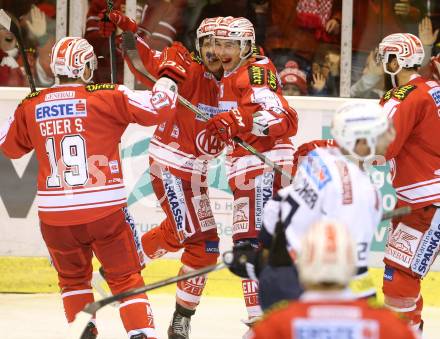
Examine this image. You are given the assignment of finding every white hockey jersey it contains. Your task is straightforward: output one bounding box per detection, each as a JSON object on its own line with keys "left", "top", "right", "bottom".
{"left": 262, "top": 147, "right": 383, "bottom": 297}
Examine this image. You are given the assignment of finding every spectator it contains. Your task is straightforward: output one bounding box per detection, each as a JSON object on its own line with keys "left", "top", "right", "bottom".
{"left": 0, "top": 1, "right": 56, "bottom": 87}
{"left": 352, "top": 16, "right": 438, "bottom": 98}
{"left": 350, "top": 49, "right": 384, "bottom": 98}
{"left": 309, "top": 47, "right": 340, "bottom": 96}
{"left": 352, "top": 0, "right": 426, "bottom": 83}
{"left": 279, "top": 60, "right": 307, "bottom": 96}
{"left": 0, "top": 26, "right": 30, "bottom": 86}
{"left": 263, "top": 0, "right": 342, "bottom": 72}
{"left": 86, "top": 0, "right": 187, "bottom": 83}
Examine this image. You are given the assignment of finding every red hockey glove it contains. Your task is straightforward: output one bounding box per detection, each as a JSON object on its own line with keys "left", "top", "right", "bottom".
{"left": 158, "top": 42, "right": 192, "bottom": 83}
{"left": 205, "top": 109, "right": 253, "bottom": 143}
{"left": 109, "top": 10, "right": 138, "bottom": 33}
{"left": 151, "top": 77, "right": 178, "bottom": 114}
{"left": 98, "top": 10, "right": 116, "bottom": 38}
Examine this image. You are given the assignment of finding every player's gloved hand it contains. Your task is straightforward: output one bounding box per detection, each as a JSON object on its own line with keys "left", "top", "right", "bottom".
{"left": 98, "top": 10, "right": 116, "bottom": 38}
{"left": 223, "top": 241, "right": 263, "bottom": 280}
{"left": 158, "top": 42, "right": 192, "bottom": 83}
{"left": 205, "top": 108, "right": 253, "bottom": 143}
{"left": 151, "top": 77, "right": 178, "bottom": 112}
{"left": 108, "top": 10, "right": 138, "bottom": 33}
{"left": 251, "top": 111, "right": 269, "bottom": 136}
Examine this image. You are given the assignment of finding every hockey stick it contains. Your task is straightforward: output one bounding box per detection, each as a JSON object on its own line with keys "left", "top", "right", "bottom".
{"left": 105, "top": 0, "right": 117, "bottom": 83}
{"left": 120, "top": 31, "right": 293, "bottom": 182}
{"left": 381, "top": 205, "right": 411, "bottom": 221}
{"left": 0, "top": 9, "right": 36, "bottom": 92}
{"left": 69, "top": 262, "right": 226, "bottom": 338}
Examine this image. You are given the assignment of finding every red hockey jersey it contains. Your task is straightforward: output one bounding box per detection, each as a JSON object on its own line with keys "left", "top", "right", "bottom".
{"left": 219, "top": 56, "right": 298, "bottom": 180}
{"left": 128, "top": 38, "right": 224, "bottom": 182}
{"left": 381, "top": 75, "right": 440, "bottom": 210}
{"left": 248, "top": 291, "right": 417, "bottom": 339}
{"left": 0, "top": 83, "right": 174, "bottom": 226}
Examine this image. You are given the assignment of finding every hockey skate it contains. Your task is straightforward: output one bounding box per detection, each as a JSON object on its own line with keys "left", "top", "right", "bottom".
{"left": 167, "top": 311, "right": 191, "bottom": 339}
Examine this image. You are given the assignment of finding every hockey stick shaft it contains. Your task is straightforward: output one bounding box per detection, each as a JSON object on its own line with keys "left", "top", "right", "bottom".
{"left": 0, "top": 9, "right": 36, "bottom": 92}
{"left": 381, "top": 205, "right": 411, "bottom": 221}
{"left": 121, "top": 31, "right": 293, "bottom": 181}
{"left": 70, "top": 262, "right": 225, "bottom": 338}
{"left": 105, "top": 0, "right": 118, "bottom": 83}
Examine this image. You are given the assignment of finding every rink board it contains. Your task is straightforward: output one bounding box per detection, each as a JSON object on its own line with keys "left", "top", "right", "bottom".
{"left": 0, "top": 88, "right": 439, "bottom": 294}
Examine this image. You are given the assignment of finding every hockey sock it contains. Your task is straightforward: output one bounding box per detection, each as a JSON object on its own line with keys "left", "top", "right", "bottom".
{"left": 241, "top": 278, "right": 263, "bottom": 319}
{"left": 176, "top": 264, "right": 207, "bottom": 310}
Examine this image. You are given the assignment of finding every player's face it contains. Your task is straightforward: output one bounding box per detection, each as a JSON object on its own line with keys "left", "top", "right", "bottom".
{"left": 214, "top": 39, "right": 242, "bottom": 72}
{"left": 375, "top": 123, "right": 396, "bottom": 156}
{"left": 200, "top": 36, "right": 222, "bottom": 77}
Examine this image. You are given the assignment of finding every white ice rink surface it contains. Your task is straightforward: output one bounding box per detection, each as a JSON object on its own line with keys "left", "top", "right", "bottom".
{"left": 0, "top": 293, "right": 439, "bottom": 339}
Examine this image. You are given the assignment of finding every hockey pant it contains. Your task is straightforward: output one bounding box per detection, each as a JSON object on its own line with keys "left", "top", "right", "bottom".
{"left": 229, "top": 169, "right": 290, "bottom": 320}
{"left": 383, "top": 205, "right": 440, "bottom": 330}
{"left": 141, "top": 163, "right": 219, "bottom": 310}
{"left": 40, "top": 208, "right": 156, "bottom": 338}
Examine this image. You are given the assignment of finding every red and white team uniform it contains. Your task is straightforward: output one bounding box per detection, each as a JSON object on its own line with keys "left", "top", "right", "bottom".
{"left": 206, "top": 16, "right": 298, "bottom": 320}
{"left": 0, "top": 82, "right": 175, "bottom": 338}
{"left": 219, "top": 56, "right": 298, "bottom": 238}
{"left": 125, "top": 36, "right": 223, "bottom": 311}
{"left": 217, "top": 57, "right": 298, "bottom": 319}
{"left": 380, "top": 74, "right": 440, "bottom": 328}
{"left": 247, "top": 291, "right": 418, "bottom": 339}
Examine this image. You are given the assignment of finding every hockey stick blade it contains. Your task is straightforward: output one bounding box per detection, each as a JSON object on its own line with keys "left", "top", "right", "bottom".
{"left": 71, "top": 262, "right": 225, "bottom": 338}
{"left": 381, "top": 206, "right": 411, "bottom": 221}
{"left": 121, "top": 31, "right": 293, "bottom": 181}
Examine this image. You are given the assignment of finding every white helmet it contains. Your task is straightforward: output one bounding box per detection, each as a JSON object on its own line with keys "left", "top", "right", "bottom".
{"left": 377, "top": 33, "right": 425, "bottom": 76}
{"left": 214, "top": 16, "right": 255, "bottom": 59}
{"left": 195, "top": 17, "right": 223, "bottom": 55}
{"left": 298, "top": 219, "right": 356, "bottom": 287}
{"left": 331, "top": 101, "right": 389, "bottom": 161}
{"left": 50, "top": 37, "right": 98, "bottom": 83}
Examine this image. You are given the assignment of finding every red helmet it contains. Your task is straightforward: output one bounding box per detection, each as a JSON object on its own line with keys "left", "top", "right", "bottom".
{"left": 377, "top": 33, "right": 425, "bottom": 75}
{"left": 50, "top": 37, "right": 97, "bottom": 83}
{"left": 195, "top": 17, "right": 223, "bottom": 55}
{"left": 214, "top": 16, "right": 255, "bottom": 59}
{"left": 430, "top": 54, "right": 440, "bottom": 81}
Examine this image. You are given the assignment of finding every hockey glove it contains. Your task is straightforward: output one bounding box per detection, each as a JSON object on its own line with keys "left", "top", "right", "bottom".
{"left": 98, "top": 10, "right": 116, "bottom": 38}
{"left": 251, "top": 111, "right": 270, "bottom": 136}
{"left": 151, "top": 77, "right": 178, "bottom": 112}
{"left": 158, "top": 42, "right": 192, "bottom": 83}
{"left": 205, "top": 108, "right": 253, "bottom": 143}
{"left": 223, "top": 241, "right": 264, "bottom": 280}
{"left": 108, "top": 10, "right": 138, "bottom": 33}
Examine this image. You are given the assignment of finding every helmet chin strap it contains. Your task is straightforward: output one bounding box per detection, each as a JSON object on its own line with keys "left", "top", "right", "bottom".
{"left": 383, "top": 62, "right": 402, "bottom": 88}
{"left": 81, "top": 69, "right": 94, "bottom": 84}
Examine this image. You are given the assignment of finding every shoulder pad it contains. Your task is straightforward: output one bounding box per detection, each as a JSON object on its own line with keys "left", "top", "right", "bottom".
{"left": 248, "top": 65, "right": 265, "bottom": 86}
{"left": 190, "top": 52, "right": 202, "bottom": 64}
{"left": 382, "top": 84, "right": 416, "bottom": 102}
{"left": 85, "top": 83, "right": 116, "bottom": 92}
{"left": 20, "top": 90, "right": 41, "bottom": 105}
{"left": 247, "top": 65, "right": 279, "bottom": 92}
